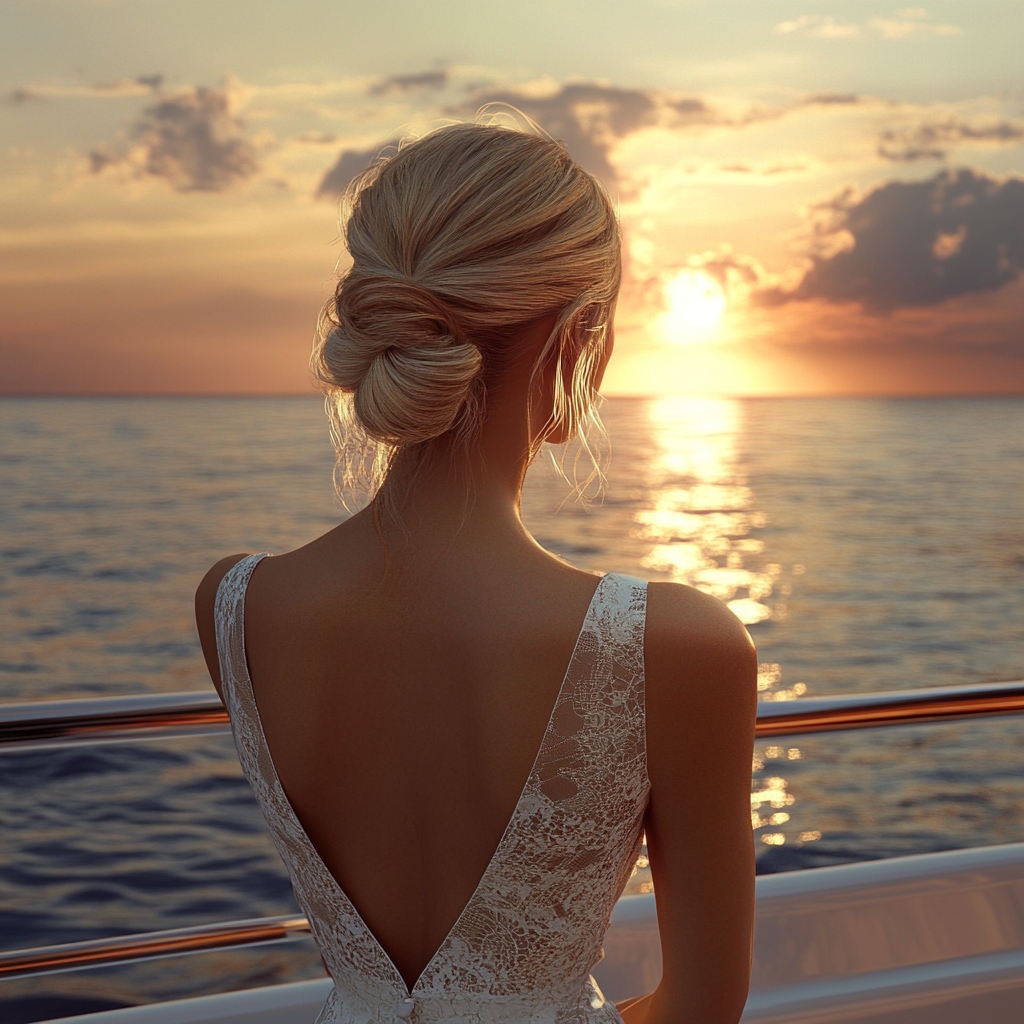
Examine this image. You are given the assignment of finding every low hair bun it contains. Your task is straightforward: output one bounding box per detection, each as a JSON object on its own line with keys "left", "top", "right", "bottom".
{"left": 356, "top": 337, "right": 482, "bottom": 446}
{"left": 316, "top": 272, "right": 483, "bottom": 446}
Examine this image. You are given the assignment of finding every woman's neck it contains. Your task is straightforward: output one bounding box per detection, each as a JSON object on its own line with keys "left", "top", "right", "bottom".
{"left": 366, "top": 315, "right": 560, "bottom": 566}
{"left": 370, "top": 427, "right": 534, "bottom": 562}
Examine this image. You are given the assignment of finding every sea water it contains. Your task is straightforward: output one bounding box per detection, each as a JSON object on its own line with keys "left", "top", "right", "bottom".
{"left": 1, "top": 396, "right": 1022, "bottom": 1014}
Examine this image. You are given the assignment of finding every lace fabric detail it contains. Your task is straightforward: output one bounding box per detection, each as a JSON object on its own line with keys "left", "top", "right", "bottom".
{"left": 216, "top": 554, "right": 650, "bottom": 1024}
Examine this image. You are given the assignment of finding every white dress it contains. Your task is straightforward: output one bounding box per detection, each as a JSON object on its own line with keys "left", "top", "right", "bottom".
{"left": 216, "top": 554, "right": 650, "bottom": 1024}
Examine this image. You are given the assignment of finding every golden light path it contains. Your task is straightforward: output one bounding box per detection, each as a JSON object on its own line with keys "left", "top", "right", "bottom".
{"left": 636, "top": 396, "right": 773, "bottom": 626}
{"left": 620, "top": 396, "right": 821, "bottom": 869}
{"left": 657, "top": 269, "right": 727, "bottom": 345}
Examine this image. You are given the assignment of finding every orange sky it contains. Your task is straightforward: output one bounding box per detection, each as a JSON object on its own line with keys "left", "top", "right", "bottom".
{"left": 2, "top": 1, "right": 1022, "bottom": 396}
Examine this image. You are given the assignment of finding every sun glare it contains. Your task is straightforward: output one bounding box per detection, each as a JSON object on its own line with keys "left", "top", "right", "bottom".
{"left": 658, "top": 269, "right": 727, "bottom": 345}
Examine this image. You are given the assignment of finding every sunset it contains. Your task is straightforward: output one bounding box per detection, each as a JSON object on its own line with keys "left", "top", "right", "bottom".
{"left": 2, "top": 1, "right": 1022, "bottom": 397}
{"left": 1, "top": 4, "right": 1022, "bottom": 1023}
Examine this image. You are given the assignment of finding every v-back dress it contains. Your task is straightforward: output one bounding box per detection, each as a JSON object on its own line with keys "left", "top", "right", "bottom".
{"left": 216, "top": 554, "right": 650, "bottom": 1024}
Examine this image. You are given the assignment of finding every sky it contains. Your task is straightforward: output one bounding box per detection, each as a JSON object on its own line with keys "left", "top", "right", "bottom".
{"left": 1, "top": 0, "right": 1023, "bottom": 396}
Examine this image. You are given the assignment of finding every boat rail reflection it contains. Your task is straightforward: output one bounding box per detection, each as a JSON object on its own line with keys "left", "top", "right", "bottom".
{"left": 2, "top": 680, "right": 1022, "bottom": 750}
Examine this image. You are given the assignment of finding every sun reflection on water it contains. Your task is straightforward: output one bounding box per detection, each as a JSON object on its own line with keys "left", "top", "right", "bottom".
{"left": 634, "top": 397, "right": 775, "bottom": 625}
{"left": 626, "top": 397, "right": 819, "bottom": 862}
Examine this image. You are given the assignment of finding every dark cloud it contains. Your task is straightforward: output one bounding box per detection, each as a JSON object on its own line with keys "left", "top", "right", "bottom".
{"left": 462, "top": 83, "right": 710, "bottom": 188}
{"left": 763, "top": 168, "right": 1024, "bottom": 313}
{"left": 690, "top": 249, "right": 768, "bottom": 292}
{"left": 714, "top": 162, "right": 806, "bottom": 176}
{"left": 879, "top": 118, "right": 1024, "bottom": 161}
{"left": 6, "top": 87, "right": 42, "bottom": 105}
{"left": 90, "top": 86, "right": 259, "bottom": 192}
{"left": 9, "top": 75, "right": 163, "bottom": 103}
{"left": 314, "top": 81, "right": 714, "bottom": 201}
{"left": 805, "top": 93, "right": 862, "bottom": 105}
{"left": 370, "top": 70, "right": 448, "bottom": 96}
{"left": 297, "top": 131, "right": 339, "bottom": 145}
{"left": 316, "top": 138, "right": 399, "bottom": 200}
{"left": 88, "top": 75, "right": 164, "bottom": 95}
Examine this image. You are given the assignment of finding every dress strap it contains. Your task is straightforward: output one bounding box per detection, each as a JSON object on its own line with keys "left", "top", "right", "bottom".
{"left": 214, "top": 552, "right": 270, "bottom": 711}
{"left": 575, "top": 572, "right": 650, "bottom": 787}
{"left": 613, "top": 574, "right": 649, "bottom": 782}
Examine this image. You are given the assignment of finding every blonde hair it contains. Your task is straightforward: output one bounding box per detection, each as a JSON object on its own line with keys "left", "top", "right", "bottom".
{"left": 312, "top": 118, "right": 620, "bottom": 506}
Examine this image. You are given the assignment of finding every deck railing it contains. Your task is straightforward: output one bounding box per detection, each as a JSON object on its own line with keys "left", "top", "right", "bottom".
{"left": 2, "top": 679, "right": 1022, "bottom": 750}
{"left": 2, "top": 678, "right": 1022, "bottom": 979}
{"left": 0, "top": 916, "right": 311, "bottom": 980}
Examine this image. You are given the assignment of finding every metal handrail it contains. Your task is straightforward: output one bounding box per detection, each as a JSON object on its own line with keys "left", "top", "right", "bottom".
{"left": 0, "top": 692, "right": 229, "bottom": 750}
{"left": 0, "top": 915, "right": 311, "bottom": 980}
{"left": 2, "top": 680, "right": 1022, "bottom": 979}
{"left": 754, "top": 678, "right": 1024, "bottom": 736}
{"left": 2, "top": 680, "right": 1023, "bottom": 750}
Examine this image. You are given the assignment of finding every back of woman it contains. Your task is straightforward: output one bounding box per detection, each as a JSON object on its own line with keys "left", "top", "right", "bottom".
{"left": 196, "top": 121, "right": 757, "bottom": 1024}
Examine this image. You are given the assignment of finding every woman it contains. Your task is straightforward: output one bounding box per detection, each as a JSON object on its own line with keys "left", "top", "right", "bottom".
{"left": 196, "top": 121, "right": 757, "bottom": 1024}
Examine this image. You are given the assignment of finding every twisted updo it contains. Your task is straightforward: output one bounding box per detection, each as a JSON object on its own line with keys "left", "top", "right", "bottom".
{"left": 312, "top": 117, "right": 621, "bottom": 499}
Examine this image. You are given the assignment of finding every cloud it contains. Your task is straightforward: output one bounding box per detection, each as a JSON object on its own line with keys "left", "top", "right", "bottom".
{"left": 685, "top": 248, "right": 772, "bottom": 298}
{"left": 314, "top": 82, "right": 714, "bottom": 200}
{"left": 315, "top": 138, "right": 398, "bottom": 200}
{"left": 294, "top": 131, "right": 340, "bottom": 146}
{"left": 775, "top": 11, "right": 960, "bottom": 39}
{"left": 763, "top": 168, "right": 1024, "bottom": 313}
{"left": 866, "top": 14, "right": 961, "bottom": 39}
{"left": 775, "top": 15, "right": 862, "bottom": 39}
{"left": 7, "top": 88, "right": 44, "bottom": 105}
{"left": 461, "top": 82, "right": 713, "bottom": 189}
{"left": 804, "top": 93, "right": 862, "bottom": 105}
{"left": 369, "top": 70, "right": 448, "bottom": 96}
{"left": 53, "top": 72, "right": 703, "bottom": 202}
{"left": 7, "top": 76, "right": 163, "bottom": 103}
{"left": 878, "top": 117, "right": 1024, "bottom": 161}
{"left": 89, "top": 85, "right": 260, "bottom": 192}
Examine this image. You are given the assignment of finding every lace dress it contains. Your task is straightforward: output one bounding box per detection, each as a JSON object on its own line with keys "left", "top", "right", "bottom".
{"left": 216, "top": 554, "right": 650, "bottom": 1024}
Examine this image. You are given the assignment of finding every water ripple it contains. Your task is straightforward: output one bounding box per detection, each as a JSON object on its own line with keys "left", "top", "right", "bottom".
{"left": 0, "top": 395, "right": 1021, "bottom": 1012}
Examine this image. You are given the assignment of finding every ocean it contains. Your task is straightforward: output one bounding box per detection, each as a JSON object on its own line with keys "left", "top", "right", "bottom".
{"left": 1, "top": 395, "right": 1022, "bottom": 1015}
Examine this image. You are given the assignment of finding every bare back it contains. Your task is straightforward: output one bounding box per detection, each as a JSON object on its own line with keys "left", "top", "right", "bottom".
{"left": 198, "top": 511, "right": 758, "bottom": 1023}
{"left": 198, "top": 514, "right": 616, "bottom": 989}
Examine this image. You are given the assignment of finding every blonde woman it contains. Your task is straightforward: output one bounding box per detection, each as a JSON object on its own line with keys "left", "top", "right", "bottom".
{"left": 196, "top": 121, "right": 757, "bottom": 1024}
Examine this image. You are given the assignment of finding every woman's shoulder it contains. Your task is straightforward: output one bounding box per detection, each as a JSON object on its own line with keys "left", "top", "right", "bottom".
{"left": 194, "top": 553, "right": 255, "bottom": 698}
{"left": 643, "top": 581, "right": 758, "bottom": 721}
{"left": 195, "top": 553, "right": 256, "bottom": 617}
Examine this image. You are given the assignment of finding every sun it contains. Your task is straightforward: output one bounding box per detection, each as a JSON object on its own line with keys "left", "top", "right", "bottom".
{"left": 658, "top": 269, "right": 727, "bottom": 344}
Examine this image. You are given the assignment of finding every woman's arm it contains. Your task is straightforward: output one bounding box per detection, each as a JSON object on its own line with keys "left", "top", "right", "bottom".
{"left": 620, "top": 582, "right": 758, "bottom": 1024}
